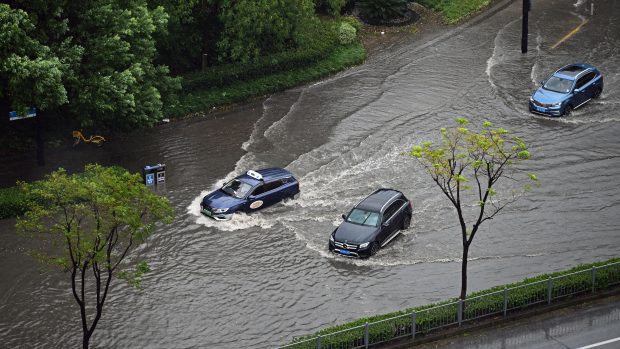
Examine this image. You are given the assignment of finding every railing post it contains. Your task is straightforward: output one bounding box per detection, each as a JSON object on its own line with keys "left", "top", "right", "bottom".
{"left": 592, "top": 266, "right": 597, "bottom": 294}
{"left": 458, "top": 300, "right": 463, "bottom": 326}
{"left": 364, "top": 322, "right": 369, "bottom": 349}
{"left": 503, "top": 287, "right": 508, "bottom": 316}
{"left": 316, "top": 335, "right": 321, "bottom": 349}
{"left": 547, "top": 277, "right": 553, "bottom": 305}
{"left": 411, "top": 312, "right": 417, "bottom": 339}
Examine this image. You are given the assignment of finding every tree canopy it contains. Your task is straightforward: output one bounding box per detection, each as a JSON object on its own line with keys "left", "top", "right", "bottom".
{"left": 410, "top": 118, "right": 538, "bottom": 299}
{"left": 16, "top": 164, "right": 174, "bottom": 348}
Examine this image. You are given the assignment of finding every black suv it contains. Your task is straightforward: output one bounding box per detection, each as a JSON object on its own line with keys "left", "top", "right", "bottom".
{"left": 329, "top": 189, "right": 412, "bottom": 258}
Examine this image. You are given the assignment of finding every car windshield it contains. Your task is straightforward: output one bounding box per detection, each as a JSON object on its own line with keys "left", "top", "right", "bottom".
{"left": 543, "top": 76, "right": 573, "bottom": 93}
{"left": 346, "top": 209, "right": 380, "bottom": 227}
{"left": 221, "top": 179, "right": 253, "bottom": 199}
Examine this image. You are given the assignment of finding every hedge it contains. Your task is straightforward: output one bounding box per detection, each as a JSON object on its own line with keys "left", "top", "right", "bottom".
{"left": 284, "top": 257, "right": 620, "bottom": 348}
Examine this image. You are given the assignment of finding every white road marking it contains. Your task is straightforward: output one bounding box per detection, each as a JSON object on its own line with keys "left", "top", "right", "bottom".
{"left": 575, "top": 336, "right": 620, "bottom": 349}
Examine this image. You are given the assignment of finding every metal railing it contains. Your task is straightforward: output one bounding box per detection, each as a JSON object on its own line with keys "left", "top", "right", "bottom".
{"left": 279, "top": 261, "right": 620, "bottom": 349}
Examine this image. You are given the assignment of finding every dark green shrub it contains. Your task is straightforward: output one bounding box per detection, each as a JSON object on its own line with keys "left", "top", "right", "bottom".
{"left": 341, "top": 15, "right": 363, "bottom": 32}
{"left": 338, "top": 22, "right": 357, "bottom": 45}
{"left": 0, "top": 186, "right": 27, "bottom": 219}
{"left": 315, "top": 0, "right": 348, "bottom": 16}
{"left": 358, "top": 0, "right": 408, "bottom": 23}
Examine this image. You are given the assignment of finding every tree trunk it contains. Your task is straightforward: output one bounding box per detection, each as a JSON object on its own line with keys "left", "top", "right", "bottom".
{"left": 83, "top": 332, "right": 91, "bottom": 349}
{"left": 460, "top": 242, "right": 470, "bottom": 300}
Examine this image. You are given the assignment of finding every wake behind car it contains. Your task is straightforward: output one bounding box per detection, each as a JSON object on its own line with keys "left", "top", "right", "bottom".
{"left": 329, "top": 189, "right": 412, "bottom": 258}
{"left": 200, "top": 168, "right": 300, "bottom": 220}
{"left": 529, "top": 63, "right": 603, "bottom": 117}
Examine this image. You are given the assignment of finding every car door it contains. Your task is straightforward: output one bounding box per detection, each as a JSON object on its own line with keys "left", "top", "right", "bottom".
{"left": 247, "top": 180, "right": 283, "bottom": 210}
{"left": 379, "top": 201, "right": 402, "bottom": 245}
{"left": 573, "top": 72, "right": 595, "bottom": 106}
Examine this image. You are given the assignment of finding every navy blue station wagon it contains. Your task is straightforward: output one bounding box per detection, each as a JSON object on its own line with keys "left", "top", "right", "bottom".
{"left": 201, "top": 168, "right": 300, "bottom": 220}
{"left": 329, "top": 189, "right": 412, "bottom": 258}
{"left": 529, "top": 63, "right": 603, "bottom": 117}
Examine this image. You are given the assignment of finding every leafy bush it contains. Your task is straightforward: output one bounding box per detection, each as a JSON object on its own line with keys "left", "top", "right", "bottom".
{"left": 285, "top": 258, "right": 620, "bottom": 348}
{"left": 358, "top": 0, "right": 408, "bottom": 23}
{"left": 217, "top": 0, "right": 317, "bottom": 63}
{"left": 0, "top": 186, "right": 27, "bottom": 219}
{"left": 341, "top": 15, "right": 362, "bottom": 32}
{"left": 338, "top": 22, "right": 357, "bottom": 45}
{"left": 417, "top": 0, "right": 490, "bottom": 24}
{"left": 315, "top": 0, "right": 348, "bottom": 16}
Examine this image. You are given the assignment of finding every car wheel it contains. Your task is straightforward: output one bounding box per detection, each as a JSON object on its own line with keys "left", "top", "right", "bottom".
{"left": 402, "top": 214, "right": 411, "bottom": 230}
{"left": 370, "top": 242, "right": 380, "bottom": 256}
{"left": 563, "top": 105, "right": 573, "bottom": 116}
{"left": 593, "top": 88, "right": 602, "bottom": 99}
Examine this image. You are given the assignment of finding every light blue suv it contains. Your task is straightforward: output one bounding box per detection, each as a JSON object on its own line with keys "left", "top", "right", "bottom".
{"left": 529, "top": 63, "right": 603, "bottom": 116}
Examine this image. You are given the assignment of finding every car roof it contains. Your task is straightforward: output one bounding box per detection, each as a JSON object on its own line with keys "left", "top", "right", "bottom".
{"left": 236, "top": 167, "right": 294, "bottom": 184}
{"left": 554, "top": 63, "right": 596, "bottom": 80}
{"left": 355, "top": 189, "right": 404, "bottom": 212}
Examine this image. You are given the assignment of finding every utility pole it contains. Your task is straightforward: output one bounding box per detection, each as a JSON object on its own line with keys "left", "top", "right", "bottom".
{"left": 521, "top": 0, "right": 530, "bottom": 53}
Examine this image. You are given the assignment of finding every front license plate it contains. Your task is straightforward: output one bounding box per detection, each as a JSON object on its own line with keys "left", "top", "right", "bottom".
{"left": 339, "top": 250, "right": 351, "bottom": 255}
{"left": 202, "top": 209, "right": 212, "bottom": 217}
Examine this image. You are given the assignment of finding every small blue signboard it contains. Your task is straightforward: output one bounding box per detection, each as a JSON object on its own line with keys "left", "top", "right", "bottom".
{"left": 145, "top": 173, "right": 155, "bottom": 186}
{"left": 9, "top": 107, "right": 36, "bottom": 121}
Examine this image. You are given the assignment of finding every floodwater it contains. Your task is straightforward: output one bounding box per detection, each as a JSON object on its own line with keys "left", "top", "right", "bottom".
{"left": 1, "top": 0, "right": 619, "bottom": 348}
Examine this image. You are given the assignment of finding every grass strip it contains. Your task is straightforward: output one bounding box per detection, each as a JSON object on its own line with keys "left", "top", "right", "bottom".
{"left": 417, "top": 0, "right": 491, "bottom": 24}
{"left": 284, "top": 257, "right": 620, "bottom": 348}
{"left": 164, "top": 43, "right": 366, "bottom": 118}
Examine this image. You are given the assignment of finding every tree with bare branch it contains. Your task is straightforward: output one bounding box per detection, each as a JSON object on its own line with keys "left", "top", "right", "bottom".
{"left": 16, "top": 164, "right": 173, "bottom": 349}
{"left": 409, "top": 118, "right": 538, "bottom": 300}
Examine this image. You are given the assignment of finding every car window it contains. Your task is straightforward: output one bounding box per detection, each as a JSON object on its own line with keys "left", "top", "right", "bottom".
{"left": 383, "top": 200, "right": 405, "bottom": 222}
{"left": 221, "top": 179, "right": 253, "bottom": 199}
{"left": 575, "top": 72, "right": 595, "bottom": 89}
{"left": 251, "top": 184, "right": 265, "bottom": 196}
{"left": 543, "top": 77, "right": 573, "bottom": 93}
{"left": 347, "top": 209, "right": 380, "bottom": 227}
{"left": 263, "top": 180, "right": 284, "bottom": 192}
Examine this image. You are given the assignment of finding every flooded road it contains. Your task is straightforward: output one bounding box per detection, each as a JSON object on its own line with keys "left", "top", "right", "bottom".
{"left": 1, "top": 0, "right": 620, "bottom": 348}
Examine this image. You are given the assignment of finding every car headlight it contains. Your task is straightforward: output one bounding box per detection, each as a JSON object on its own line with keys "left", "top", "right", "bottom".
{"left": 529, "top": 96, "right": 534, "bottom": 102}
{"left": 213, "top": 207, "right": 229, "bottom": 214}
{"left": 329, "top": 235, "right": 334, "bottom": 242}
{"left": 551, "top": 102, "right": 561, "bottom": 107}
{"left": 359, "top": 242, "right": 369, "bottom": 249}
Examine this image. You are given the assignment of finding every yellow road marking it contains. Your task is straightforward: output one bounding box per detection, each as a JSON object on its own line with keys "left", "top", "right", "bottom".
{"left": 551, "top": 20, "right": 588, "bottom": 49}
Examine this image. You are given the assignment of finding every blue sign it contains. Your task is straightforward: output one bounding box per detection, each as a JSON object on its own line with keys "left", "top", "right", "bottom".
{"left": 145, "top": 173, "right": 155, "bottom": 186}
{"left": 9, "top": 107, "right": 36, "bottom": 121}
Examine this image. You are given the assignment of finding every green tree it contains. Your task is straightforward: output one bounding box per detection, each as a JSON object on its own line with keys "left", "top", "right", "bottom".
{"left": 3, "top": 1, "right": 180, "bottom": 129}
{"left": 217, "top": 0, "right": 317, "bottom": 63}
{"left": 16, "top": 165, "right": 174, "bottom": 349}
{"left": 0, "top": 4, "right": 72, "bottom": 116}
{"left": 409, "top": 118, "right": 538, "bottom": 300}
{"left": 314, "top": 0, "right": 347, "bottom": 16}
{"left": 66, "top": 1, "right": 180, "bottom": 128}
{"left": 358, "top": 0, "right": 408, "bottom": 23}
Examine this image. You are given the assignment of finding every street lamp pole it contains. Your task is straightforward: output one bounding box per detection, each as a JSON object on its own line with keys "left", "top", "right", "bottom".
{"left": 521, "top": 0, "right": 530, "bottom": 53}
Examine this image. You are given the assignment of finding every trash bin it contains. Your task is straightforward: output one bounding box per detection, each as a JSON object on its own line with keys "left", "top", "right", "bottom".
{"left": 143, "top": 164, "right": 166, "bottom": 186}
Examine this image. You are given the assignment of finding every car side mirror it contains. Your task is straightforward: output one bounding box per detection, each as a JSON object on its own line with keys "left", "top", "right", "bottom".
{"left": 540, "top": 80, "right": 546, "bottom": 86}
{"left": 574, "top": 88, "right": 582, "bottom": 93}
{"left": 342, "top": 214, "right": 347, "bottom": 220}
{"left": 382, "top": 222, "right": 389, "bottom": 227}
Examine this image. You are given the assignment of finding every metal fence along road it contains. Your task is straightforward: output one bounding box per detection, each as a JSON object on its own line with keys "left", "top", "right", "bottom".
{"left": 279, "top": 261, "right": 620, "bottom": 349}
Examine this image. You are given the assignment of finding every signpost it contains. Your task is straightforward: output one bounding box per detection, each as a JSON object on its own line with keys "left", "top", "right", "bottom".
{"left": 8, "top": 107, "right": 36, "bottom": 121}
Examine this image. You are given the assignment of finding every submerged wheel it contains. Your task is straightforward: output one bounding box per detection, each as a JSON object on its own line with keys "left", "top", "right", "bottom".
{"left": 593, "top": 87, "right": 602, "bottom": 99}
{"left": 402, "top": 214, "right": 411, "bottom": 230}
{"left": 370, "top": 242, "right": 380, "bottom": 256}
{"left": 563, "top": 105, "right": 573, "bottom": 117}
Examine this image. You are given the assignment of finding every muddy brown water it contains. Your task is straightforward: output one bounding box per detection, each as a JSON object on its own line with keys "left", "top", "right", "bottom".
{"left": 1, "top": 0, "right": 619, "bottom": 347}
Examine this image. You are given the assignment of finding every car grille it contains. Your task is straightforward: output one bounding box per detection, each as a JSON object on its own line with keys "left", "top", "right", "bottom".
{"left": 335, "top": 241, "right": 358, "bottom": 250}
{"left": 532, "top": 100, "right": 555, "bottom": 108}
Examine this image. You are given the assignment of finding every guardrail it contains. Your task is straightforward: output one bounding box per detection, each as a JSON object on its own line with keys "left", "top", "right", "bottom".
{"left": 279, "top": 261, "right": 620, "bottom": 349}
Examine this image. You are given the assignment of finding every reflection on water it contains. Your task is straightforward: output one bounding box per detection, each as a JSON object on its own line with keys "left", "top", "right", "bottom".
{"left": 1, "top": 0, "right": 620, "bottom": 348}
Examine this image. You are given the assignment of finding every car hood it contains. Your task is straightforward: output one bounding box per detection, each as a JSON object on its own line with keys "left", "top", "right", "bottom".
{"left": 202, "top": 189, "right": 244, "bottom": 209}
{"left": 334, "top": 222, "right": 379, "bottom": 244}
{"left": 532, "top": 88, "right": 569, "bottom": 104}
